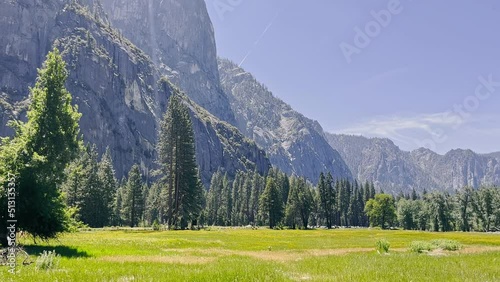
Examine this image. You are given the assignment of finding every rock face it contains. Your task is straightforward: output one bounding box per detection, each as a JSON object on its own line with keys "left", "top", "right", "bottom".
{"left": 327, "top": 134, "right": 500, "bottom": 193}
{"left": 411, "top": 148, "right": 500, "bottom": 192}
{"left": 218, "top": 59, "right": 352, "bottom": 183}
{"left": 0, "top": 0, "right": 270, "bottom": 185}
{"left": 99, "top": 0, "right": 235, "bottom": 124}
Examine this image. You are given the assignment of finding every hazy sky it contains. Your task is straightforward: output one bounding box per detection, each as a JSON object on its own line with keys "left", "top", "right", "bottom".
{"left": 205, "top": 0, "right": 500, "bottom": 154}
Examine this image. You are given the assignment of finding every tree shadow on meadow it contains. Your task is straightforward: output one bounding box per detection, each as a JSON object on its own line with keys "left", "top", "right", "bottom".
{"left": 23, "top": 245, "right": 91, "bottom": 258}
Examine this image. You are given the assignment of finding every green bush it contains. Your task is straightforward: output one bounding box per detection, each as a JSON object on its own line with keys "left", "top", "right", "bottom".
{"left": 152, "top": 219, "right": 161, "bottom": 231}
{"left": 376, "top": 239, "right": 390, "bottom": 254}
{"left": 35, "top": 250, "right": 60, "bottom": 271}
{"left": 409, "top": 240, "right": 462, "bottom": 253}
{"left": 409, "top": 241, "right": 435, "bottom": 253}
{"left": 64, "top": 206, "right": 88, "bottom": 233}
{"left": 431, "top": 240, "right": 462, "bottom": 251}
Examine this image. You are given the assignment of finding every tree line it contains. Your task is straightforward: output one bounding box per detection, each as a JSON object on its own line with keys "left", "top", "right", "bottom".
{"left": 394, "top": 187, "right": 500, "bottom": 232}
{"left": 61, "top": 148, "right": 500, "bottom": 232}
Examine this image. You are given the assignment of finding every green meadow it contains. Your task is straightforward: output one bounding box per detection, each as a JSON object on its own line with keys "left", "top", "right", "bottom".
{"left": 2, "top": 229, "right": 499, "bottom": 281}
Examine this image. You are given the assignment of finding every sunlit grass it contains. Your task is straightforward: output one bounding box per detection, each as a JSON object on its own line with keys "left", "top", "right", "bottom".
{"left": 1, "top": 228, "right": 499, "bottom": 281}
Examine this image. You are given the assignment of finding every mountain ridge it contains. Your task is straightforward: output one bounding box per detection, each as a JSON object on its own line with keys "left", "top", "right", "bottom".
{"left": 327, "top": 133, "right": 500, "bottom": 192}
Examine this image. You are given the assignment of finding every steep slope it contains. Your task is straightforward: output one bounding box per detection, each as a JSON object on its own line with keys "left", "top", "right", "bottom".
{"left": 0, "top": 0, "right": 270, "bottom": 185}
{"left": 327, "top": 134, "right": 500, "bottom": 192}
{"left": 218, "top": 59, "right": 352, "bottom": 182}
{"left": 99, "top": 0, "right": 235, "bottom": 124}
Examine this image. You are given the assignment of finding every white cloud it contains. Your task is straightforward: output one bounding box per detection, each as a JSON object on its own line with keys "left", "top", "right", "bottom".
{"left": 333, "top": 112, "right": 500, "bottom": 152}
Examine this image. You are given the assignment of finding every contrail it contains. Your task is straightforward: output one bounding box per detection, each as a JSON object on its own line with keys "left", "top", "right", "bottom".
{"left": 238, "top": 9, "right": 283, "bottom": 67}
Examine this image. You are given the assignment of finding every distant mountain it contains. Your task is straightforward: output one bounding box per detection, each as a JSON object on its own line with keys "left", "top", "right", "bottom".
{"left": 411, "top": 148, "right": 500, "bottom": 191}
{"left": 327, "top": 134, "right": 500, "bottom": 193}
{"left": 218, "top": 59, "right": 352, "bottom": 182}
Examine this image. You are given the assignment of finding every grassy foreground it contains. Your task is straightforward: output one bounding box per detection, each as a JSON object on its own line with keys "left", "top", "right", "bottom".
{"left": 1, "top": 228, "right": 499, "bottom": 281}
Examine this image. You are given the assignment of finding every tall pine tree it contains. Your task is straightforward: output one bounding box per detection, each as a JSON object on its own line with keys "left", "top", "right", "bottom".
{"left": 98, "top": 147, "right": 117, "bottom": 227}
{"left": 122, "top": 165, "right": 144, "bottom": 227}
{"left": 157, "top": 92, "right": 203, "bottom": 229}
{"left": 259, "top": 178, "right": 283, "bottom": 228}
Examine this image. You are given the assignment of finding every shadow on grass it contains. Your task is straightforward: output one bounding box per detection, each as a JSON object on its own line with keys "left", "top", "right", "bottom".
{"left": 23, "top": 245, "right": 91, "bottom": 258}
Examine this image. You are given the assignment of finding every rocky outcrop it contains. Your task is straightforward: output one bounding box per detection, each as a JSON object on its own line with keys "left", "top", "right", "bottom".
{"left": 218, "top": 59, "right": 352, "bottom": 183}
{"left": 327, "top": 134, "right": 500, "bottom": 193}
{"left": 99, "top": 0, "right": 235, "bottom": 124}
{"left": 0, "top": 0, "right": 270, "bottom": 185}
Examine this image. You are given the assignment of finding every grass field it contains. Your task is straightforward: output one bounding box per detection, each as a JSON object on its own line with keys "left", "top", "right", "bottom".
{"left": 1, "top": 228, "right": 499, "bottom": 281}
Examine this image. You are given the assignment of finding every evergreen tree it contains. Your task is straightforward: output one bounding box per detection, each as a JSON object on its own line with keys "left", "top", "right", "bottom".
{"left": 61, "top": 145, "right": 117, "bottom": 228}
{"left": 456, "top": 186, "right": 473, "bottom": 232}
{"left": 369, "top": 182, "right": 376, "bottom": 199}
{"left": 285, "top": 177, "right": 299, "bottom": 229}
{"left": 220, "top": 173, "right": 232, "bottom": 226}
{"left": 239, "top": 173, "right": 253, "bottom": 225}
{"left": 206, "top": 170, "right": 223, "bottom": 225}
{"left": 78, "top": 144, "right": 105, "bottom": 227}
{"left": 338, "top": 179, "right": 351, "bottom": 226}
{"left": 112, "top": 178, "right": 126, "bottom": 226}
{"left": 231, "top": 172, "right": 243, "bottom": 225}
{"left": 318, "top": 173, "right": 335, "bottom": 228}
{"left": 411, "top": 188, "right": 418, "bottom": 200}
{"left": 348, "top": 181, "right": 357, "bottom": 226}
{"left": 157, "top": 93, "right": 203, "bottom": 229}
{"left": 145, "top": 182, "right": 162, "bottom": 226}
{"left": 0, "top": 48, "right": 81, "bottom": 244}
{"left": 259, "top": 178, "right": 283, "bottom": 228}
{"left": 98, "top": 147, "right": 117, "bottom": 225}
{"left": 280, "top": 173, "right": 290, "bottom": 206}
{"left": 249, "top": 171, "right": 263, "bottom": 225}
{"left": 122, "top": 165, "right": 144, "bottom": 227}
{"left": 348, "top": 181, "right": 364, "bottom": 227}
{"left": 62, "top": 156, "right": 84, "bottom": 208}
{"left": 285, "top": 177, "right": 313, "bottom": 229}
{"left": 363, "top": 181, "right": 371, "bottom": 203}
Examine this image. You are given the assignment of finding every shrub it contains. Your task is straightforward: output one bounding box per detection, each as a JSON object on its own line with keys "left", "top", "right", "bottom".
{"left": 152, "top": 219, "right": 161, "bottom": 231}
{"left": 409, "top": 241, "right": 435, "bottom": 253}
{"left": 64, "top": 207, "right": 88, "bottom": 233}
{"left": 409, "top": 240, "right": 462, "bottom": 253}
{"left": 35, "top": 250, "right": 60, "bottom": 271}
{"left": 376, "top": 239, "right": 390, "bottom": 254}
{"left": 431, "top": 240, "right": 462, "bottom": 251}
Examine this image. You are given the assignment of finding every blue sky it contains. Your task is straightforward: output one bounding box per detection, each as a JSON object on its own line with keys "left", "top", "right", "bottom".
{"left": 205, "top": 0, "right": 500, "bottom": 154}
